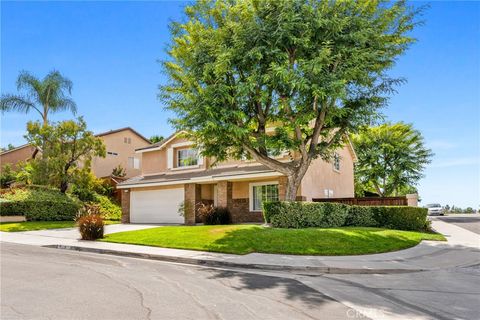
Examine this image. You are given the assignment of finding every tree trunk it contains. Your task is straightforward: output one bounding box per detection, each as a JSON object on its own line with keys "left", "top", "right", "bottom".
{"left": 60, "top": 180, "right": 68, "bottom": 193}
{"left": 285, "top": 174, "right": 302, "bottom": 201}
{"left": 284, "top": 161, "right": 310, "bottom": 201}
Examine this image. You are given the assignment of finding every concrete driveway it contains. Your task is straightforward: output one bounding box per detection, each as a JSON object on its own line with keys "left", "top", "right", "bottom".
{"left": 17, "top": 223, "right": 160, "bottom": 240}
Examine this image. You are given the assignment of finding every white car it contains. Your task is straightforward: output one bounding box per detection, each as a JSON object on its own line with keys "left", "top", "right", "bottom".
{"left": 425, "top": 203, "right": 444, "bottom": 216}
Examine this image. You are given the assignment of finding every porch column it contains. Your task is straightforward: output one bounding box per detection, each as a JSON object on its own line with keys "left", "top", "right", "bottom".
{"left": 216, "top": 181, "right": 232, "bottom": 210}
{"left": 121, "top": 189, "right": 131, "bottom": 223}
{"left": 184, "top": 183, "right": 201, "bottom": 225}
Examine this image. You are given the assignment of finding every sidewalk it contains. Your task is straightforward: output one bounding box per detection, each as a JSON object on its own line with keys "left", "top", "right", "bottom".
{"left": 1, "top": 220, "right": 479, "bottom": 274}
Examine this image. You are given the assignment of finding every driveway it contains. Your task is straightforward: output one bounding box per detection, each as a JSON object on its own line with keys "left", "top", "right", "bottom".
{"left": 432, "top": 214, "right": 480, "bottom": 235}
{"left": 17, "top": 223, "right": 160, "bottom": 240}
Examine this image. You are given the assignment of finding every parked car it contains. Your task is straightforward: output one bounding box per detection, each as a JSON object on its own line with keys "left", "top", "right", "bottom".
{"left": 425, "top": 203, "right": 444, "bottom": 216}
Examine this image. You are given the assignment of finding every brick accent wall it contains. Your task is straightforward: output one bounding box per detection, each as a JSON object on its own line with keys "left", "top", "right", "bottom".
{"left": 230, "top": 198, "right": 264, "bottom": 223}
{"left": 184, "top": 183, "right": 201, "bottom": 225}
{"left": 121, "top": 189, "right": 130, "bottom": 223}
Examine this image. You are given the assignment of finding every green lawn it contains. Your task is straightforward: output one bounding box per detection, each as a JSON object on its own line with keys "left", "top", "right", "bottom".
{"left": 101, "top": 225, "right": 446, "bottom": 255}
{"left": 0, "top": 220, "right": 119, "bottom": 232}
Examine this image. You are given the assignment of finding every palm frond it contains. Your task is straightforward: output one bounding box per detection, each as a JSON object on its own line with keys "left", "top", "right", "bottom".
{"left": 0, "top": 94, "right": 39, "bottom": 115}
{"left": 54, "top": 97, "right": 77, "bottom": 115}
{"left": 16, "top": 71, "right": 42, "bottom": 98}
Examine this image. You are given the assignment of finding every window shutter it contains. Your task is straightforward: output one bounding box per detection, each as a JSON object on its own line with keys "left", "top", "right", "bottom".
{"left": 167, "top": 148, "right": 173, "bottom": 168}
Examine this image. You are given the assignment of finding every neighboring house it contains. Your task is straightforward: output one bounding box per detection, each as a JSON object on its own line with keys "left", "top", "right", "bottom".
{"left": 0, "top": 127, "right": 151, "bottom": 179}
{"left": 0, "top": 144, "right": 38, "bottom": 170}
{"left": 117, "top": 131, "right": 357, "bottom": 224}
{"left": 92, "top": 127, "right": 151, "bottom": 178}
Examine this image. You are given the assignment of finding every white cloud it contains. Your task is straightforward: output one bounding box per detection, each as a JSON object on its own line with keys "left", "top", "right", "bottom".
{"left": 430, "top": 156, "right": 479, "bottom": 168}
{"left": 428, "top": 140, "right": 456, "bottom": 150}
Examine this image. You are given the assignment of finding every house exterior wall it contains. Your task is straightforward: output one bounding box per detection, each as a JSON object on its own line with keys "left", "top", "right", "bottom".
{"left": 0, "top": 146, "right": 37, "bottom": 171}
{"left": 300, "top": 144, "right": 354, "bottom": 201}
{"left": 92, "top": 129, "right": 151, "bottom": 178}
{"left": 125, "top": 133, "right": 356, "bottom": 224}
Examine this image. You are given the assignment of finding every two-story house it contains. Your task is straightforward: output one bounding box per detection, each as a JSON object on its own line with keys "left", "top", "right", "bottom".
{"left": 117, "top": 131, "right": 357, "bottom": 224}
{"left": 0, "top": 127, "right": 151, "bottom": 179}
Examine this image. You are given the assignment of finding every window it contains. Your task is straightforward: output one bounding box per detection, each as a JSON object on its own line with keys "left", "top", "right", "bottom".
{"left": 107, "top": 151, "right": 118, "bottom": 156}
{"left": 124, "top": 137, "right": 131, "bottom": 144}
{"left": 177, "top": 148, "right": 198, "bottom": 167}
{"left": 128, "top": 157, "right": 140, "bottom": 169}
{"left": 333, "top": 153, "right": 340, "bottom": 171}
{"left": 250, "top": 182, "right": 279, "bottom": 211}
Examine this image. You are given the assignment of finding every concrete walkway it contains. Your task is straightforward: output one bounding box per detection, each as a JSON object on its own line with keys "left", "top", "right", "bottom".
{"left": 1, "top": 220, "right": 478, "bottom": 274}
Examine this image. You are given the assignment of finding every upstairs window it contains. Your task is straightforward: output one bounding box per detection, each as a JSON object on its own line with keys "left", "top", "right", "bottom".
{"left": 333, "top": 153, "right": 340, "bottom": 171}
{"left": 107, "top": 151, "right": 118, "bottom": 156}
{"left": 128, "top": 157, "right": 140, "bottom": 169}
{"left": 124, "top": 137, "right": 131, "bottom": 144}
{"left": 177, "top": 149, "right": 198, "bottom": 167}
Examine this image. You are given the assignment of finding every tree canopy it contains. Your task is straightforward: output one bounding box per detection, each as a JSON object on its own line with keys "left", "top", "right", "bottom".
{"left": 1, "top": 70, "right": 77, "bottom": 125}
{"left": 24, "top": 117, "right": 106, "bottom": 193}
{"left": 161, "top": 0, "right": 420, "bottom": 199}
{"left": 351, "top": 122, "right": 433, "bottom": 197}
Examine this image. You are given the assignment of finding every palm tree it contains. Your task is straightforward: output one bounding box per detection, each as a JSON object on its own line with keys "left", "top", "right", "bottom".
{"left": 1, "top": 70, "right": 77, "bottom": 125}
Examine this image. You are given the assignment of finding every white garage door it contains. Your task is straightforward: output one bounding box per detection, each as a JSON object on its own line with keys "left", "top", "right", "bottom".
{"left": 130, "top": 188, "right": 184, "bottom": 224}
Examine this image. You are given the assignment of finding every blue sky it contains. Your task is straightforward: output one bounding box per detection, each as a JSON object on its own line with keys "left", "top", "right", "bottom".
{"left": 1, "top": 1, "right": 479, "bottom": 208}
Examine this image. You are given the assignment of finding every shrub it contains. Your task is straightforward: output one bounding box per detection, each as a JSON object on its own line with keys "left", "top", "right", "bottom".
{"left": 266, "top": 201, "right": 348, "bottom": 228}
{"left": 345, "top": 205, "right": 378, "bottom": 227}
{"left": 370, "top": 206, "right": 428, "bottom": 231}
{"left": 93, "top": 195, "right": 121, "bottom": 221}
{"left": 1, "top": 164, "right": 17, "bottom": 188}
{"left": 264, "top": 201, "right": 428, "bottom": 231}
{"left": 0, "top": 187, "right": 81, "bottom": 221}
{"left": 198, "top": 203, "right": 231, "bottom": 225}
{"left": 77, "top": 213, "right": 104, "bottom": 240}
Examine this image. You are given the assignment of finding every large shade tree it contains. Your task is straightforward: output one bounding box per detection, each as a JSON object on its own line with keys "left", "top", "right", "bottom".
{"left": 161, "top": 0, "right": 420, "bottom": 200}
{"left": 1, "top": 70, "right": 77, "bottom": 126}
{"left": 351, "top": 122, "right": 433, "bottom": 197}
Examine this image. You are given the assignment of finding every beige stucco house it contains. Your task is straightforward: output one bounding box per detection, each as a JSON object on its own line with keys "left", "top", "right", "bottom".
{"left": 117, "top": 131, "right": 357, "bottom": 224}
{"left": 0, "top": 144, "right": 38, "bottom": 170}
{"left": 0, "top": 127, "right": 151, "bottom": 179}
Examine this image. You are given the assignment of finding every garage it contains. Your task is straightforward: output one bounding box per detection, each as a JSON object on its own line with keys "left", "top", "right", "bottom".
{"left": 130, "top": 187, "right": 184, "bottom": 224}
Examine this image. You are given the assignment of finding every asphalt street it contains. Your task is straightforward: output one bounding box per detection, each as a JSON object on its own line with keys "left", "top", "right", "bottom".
{"left": 433, "top": 214, "right": 480, "bottom": 235}
{"left": 1, "top": 215, "right": 479, "bottom": 320}
{"left": 1, "top": 242, "right": 355, "bottom": 320}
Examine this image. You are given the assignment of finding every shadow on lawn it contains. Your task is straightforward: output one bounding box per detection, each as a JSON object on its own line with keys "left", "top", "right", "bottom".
{"left": 204, "top": 226, "right": 423, "bottom": 255}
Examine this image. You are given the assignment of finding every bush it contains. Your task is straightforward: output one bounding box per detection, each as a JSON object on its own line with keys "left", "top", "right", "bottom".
{"left": 198, "top": 203, "right": 231, "bottom": 225}
{"left": 1, "top": 164, "right": 17, "bottom": 188}
{"left": 0, "top": 188, "right": 81, "bottom": 221}
{"left": 264, "top": 201, "right": 428, "bottom": 231}
{"left": 93, "top": 195, "right": 121, "bottom": 220}
{"left": 345, "top": 205, "right": 378, "bottom": 227}
{"left": 77, "top": 213, "right": 104, "bottom": 240}
{"left": 370, "top": 206, "right": 428, "bottom": 231}
{"left": 266, "top": 201, "right": 348, "bottom": 228}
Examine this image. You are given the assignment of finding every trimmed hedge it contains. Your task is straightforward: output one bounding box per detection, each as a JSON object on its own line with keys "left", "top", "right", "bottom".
{"left": 92, "top": 195, "right": 121, "bottom": 221}
{"left": 0, "top": 188, "right": 81, "bottom": 221}
{"left": 264, "top": 201, "right": 428, "bottom": 231}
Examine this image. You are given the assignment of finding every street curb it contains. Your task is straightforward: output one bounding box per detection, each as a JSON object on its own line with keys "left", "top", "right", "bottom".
{"left": 44, "top": 244, "right": 426, "bottom": 275}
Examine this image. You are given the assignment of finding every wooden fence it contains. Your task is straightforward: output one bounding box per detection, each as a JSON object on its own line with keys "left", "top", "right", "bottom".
{"left": 312, "top": 196, "right": 408, "bottom": 206}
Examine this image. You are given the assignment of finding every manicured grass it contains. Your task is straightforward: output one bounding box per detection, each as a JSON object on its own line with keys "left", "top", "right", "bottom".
{"left": 0, "top": 220, "right": 119, "bottom": 232}
{"left": 101, "top": 225, "right": 446, "bottom": 255}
